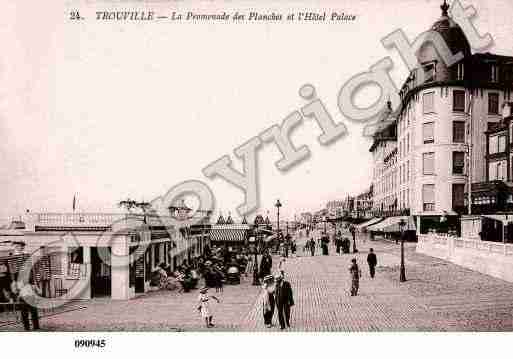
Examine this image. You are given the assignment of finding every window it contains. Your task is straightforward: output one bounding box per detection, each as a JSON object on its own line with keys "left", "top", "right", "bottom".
{"left": 505, "top": 65, "right": 513, "bottom": 82}
{"left": 489, "top": 160, "right": 507, "bottom": 181}
{"left": 423, "top": 184, "right": 435, "bottom": 211}
{"left": 489, "top": 93, "right": 499, "bottom": 115}
{"left": 453, "top": 121, "right": 465, "bottom": 143}
{"left": 489, "top": 135, "right": 506, "bottom": 154}
{"left": 457, "top": 63, "right": 465, "bottom": 80}
{"left": 453, "top": 151, "right": 465, "bottom": 174}
{"left": 423, "top": 122, "right": 434, "bottom": 144}
{"left": 452, "top": 184, "right": 465, "bottom": 209}
{"left": 68, "top": 247, "right": 83, "bottom": 264}
{"left": 406, "top": 134, "right": 410, "bottom": 153}
{"left": 499, "top": 135, "right": 506, "bottom": 152}
{"left": 67, "top": 247, "right": 83, "bottom": 278}
{"left": 407, "top": 160, "right": 410, "bottom": 180}
{"left": 453, "top": 90, "right": 466, "bottom": 112}
{"left": 489, "top": 135, "right": 498, "bottom": 154}
{"left": 424, "top": 62, "right": 436, "bottom": 82}
{"left": 399, "top": 166, "right": 402, "bottom": 185}
{"left": 491, "top": 64, "right": 499, "bottom": 83}
{"left": 423, "top": 152, "right": 435, "bottom": 175}
{"left": 423, "top": 92, "right": 435, "bottom": 113}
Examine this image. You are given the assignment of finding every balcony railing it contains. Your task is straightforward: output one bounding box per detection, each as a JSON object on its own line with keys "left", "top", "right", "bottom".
{"left": 371, "top": 209, "right": 411, "bottom": 217}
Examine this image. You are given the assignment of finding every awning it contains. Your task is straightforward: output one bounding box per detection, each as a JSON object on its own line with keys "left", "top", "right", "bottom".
{"left": 356, "top": 218, "right": 383, "bottom": 230}
{"left": 366, "top": 216, "right": 416, "bottom": 233}
{"left": 210, "top": 228, "right": 248, "bottom": 242}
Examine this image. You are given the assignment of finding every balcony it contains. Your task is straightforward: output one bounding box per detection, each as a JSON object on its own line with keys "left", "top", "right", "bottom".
{"left": 24, "top": 212, "right": 179, "bottom": 233}
{"left": 372, "top": 209, "right": 411, "bottom": 218}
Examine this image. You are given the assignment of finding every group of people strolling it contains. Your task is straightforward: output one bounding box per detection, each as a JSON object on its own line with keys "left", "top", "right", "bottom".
{"left": 261, "top": 273, "right": 294, "bottom": 330}
{"left": 348, "top": 248, "right": 378, "bottom": 296}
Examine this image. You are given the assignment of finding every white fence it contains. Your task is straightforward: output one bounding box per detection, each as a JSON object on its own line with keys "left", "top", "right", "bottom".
{"left": 417, "top": 234, "right": 513, "bottom": 283}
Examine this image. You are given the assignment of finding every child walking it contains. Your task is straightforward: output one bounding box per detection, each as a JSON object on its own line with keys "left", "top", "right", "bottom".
{"left": 197, "top": 286, "right": 220, "bottom": 328}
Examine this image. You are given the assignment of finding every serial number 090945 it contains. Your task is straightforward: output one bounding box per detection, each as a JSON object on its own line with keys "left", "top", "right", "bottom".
{"left": 74, "top": 339, "right": 106, "bottom": 348}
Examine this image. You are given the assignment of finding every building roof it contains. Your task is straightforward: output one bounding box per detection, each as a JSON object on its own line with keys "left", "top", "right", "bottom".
{"left": 254, "top": 214, "right": 265, "bottom": 226}
{"left": 210, "top": 224, "right": 251, "bottom": 242}
{"left": 424, "top": 1, "right": 471, "bottom": 60}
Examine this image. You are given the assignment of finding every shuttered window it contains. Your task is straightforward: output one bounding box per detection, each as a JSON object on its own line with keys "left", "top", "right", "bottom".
{"left": 452, "top": 184, "right": 465, "bottom": 209}
{"left": 489, "top": 93, "right": 499, "bottom": 115}
{"left": 423, "top": 122, "right": 434, "bottom": 144}
{"left": 423, "top": 152, "right": 435, "bottom": 175}
{"left": 423, "top": 92, "right": 435, "bottom": 113}
{"left": 423, "top": 184, "right": 435, "bottom": 211}
{"left": 453, "top": 90, "right": 466, "bottom": 112}
{"left": 453, "top": 152, "right": 465, "bottom": 174}
{"left": 453, "top": 121, "right": 465, "bottom": 143}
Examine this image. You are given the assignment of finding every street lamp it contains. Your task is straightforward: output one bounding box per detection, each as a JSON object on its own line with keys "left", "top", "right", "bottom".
{"left": 399, "top": 218, "right": 407, "bottom": 282}
{"left": 275, "top": 199, "right": 282, "bottom": 240}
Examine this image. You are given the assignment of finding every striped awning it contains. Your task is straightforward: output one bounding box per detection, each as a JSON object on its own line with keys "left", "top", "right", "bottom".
{"left": 0, "top": 254, "right": 30, "bottom": 274}
{"left": 366, "top": 216, "right": 415, "bottom": 233}
{"left": 210, "top": 228, "right": 248, "bottom": 242}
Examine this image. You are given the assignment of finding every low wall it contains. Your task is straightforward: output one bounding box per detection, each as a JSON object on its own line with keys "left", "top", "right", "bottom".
{"left": 417, "top": 234, "right": 513, "bottom": 283}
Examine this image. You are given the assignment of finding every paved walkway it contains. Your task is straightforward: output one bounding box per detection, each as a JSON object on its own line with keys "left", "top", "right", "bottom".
{"left": 3, "top": 231, "right": 513, "bottom": 331}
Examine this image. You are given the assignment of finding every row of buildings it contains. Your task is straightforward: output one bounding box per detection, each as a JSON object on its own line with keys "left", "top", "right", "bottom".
{"left": 0, "top": 205, "right": 277, "bottom": 301}
{"left": 333, "top": 1, "right": 513, "bottom": 238}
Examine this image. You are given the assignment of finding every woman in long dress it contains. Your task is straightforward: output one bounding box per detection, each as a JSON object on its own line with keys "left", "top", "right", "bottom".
{"left": 261, "top": 275, "right": 275, "bottom": 328}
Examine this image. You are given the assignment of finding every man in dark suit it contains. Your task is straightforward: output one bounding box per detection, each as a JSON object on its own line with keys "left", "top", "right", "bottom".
{"left": 274, "top": 273, "right": 294, "bottom": 330}
{"left": 259, "top": 251, "right": 272, "bottom": 279}
{"left": 367, "top": 248, "right": 378, "bottom": 279}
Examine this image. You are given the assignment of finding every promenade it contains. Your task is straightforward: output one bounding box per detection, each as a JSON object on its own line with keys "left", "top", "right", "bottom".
{"left": 3, "top": 232, "right": 513, "bottom": 331}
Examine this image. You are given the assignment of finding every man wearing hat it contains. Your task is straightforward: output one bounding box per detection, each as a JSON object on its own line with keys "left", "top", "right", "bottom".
{"left": 274, "top": 273, "right": 294, "bottom": 330}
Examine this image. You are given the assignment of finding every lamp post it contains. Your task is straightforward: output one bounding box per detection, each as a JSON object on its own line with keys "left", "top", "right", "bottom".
{"left": 323, "top": 216, "right": 327, "bottom": 234}
{"left": 275, "top": 199, "right": 282, "bottom": 240}
{"left": 399, "top": 218, "right": 407, "bottom": 282}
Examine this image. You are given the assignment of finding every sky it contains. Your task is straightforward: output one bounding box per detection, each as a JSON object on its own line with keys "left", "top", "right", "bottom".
{"left": 1, "top": 0, "right": 513, "bottom": 224}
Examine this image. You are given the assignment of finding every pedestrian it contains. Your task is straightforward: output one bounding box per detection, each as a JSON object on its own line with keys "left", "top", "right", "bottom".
{"left": 213, "top": 265, "right": 224, "bottom": 293}
{"left": 349, "top": 258, "right": 362, "bottom": 296}
{"left": 10, "top": 273, "right": 40, "bottom": 331}
{"left": 245, "top": 255, "right": 254, "bottom": 278}
{"left": 274, "top": 273, "right": 294, "bottom": 330}
{"left": 321, "top": 235, "right": 329, "bottom": 256}
{"left": 197, "top": 286, "right": 220, "bottom": 328}
{"left": 367, "top": 248, "right": 378, "bottom": 279}
{"left": 309, "top": 238, "right": 316, "bottom": 256}
{"left": 259, "top": 250, "right": 272, "bottom": 279}
{"left": 278, "top": 256, "right": 286, "bottom": 276}
{"left": 261, "top": 275, "right": 275, "bottom": 328}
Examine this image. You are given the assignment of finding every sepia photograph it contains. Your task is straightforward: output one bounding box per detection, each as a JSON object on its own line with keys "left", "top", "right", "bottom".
{"left": 1, "top": 0, "right": 513, "bottom": 355}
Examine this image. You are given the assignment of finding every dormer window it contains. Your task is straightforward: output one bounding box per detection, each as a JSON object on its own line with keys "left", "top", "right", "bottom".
{"left": 424, "top": 62, "right": 436, "bottom": 82}
{"left": 491, "top": 64, "right": 499, "bottom": 83}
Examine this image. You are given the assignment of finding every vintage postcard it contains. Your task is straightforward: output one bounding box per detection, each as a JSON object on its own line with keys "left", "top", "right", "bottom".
{"left": 1, "top": 0, "right": 513, "bottom": 355}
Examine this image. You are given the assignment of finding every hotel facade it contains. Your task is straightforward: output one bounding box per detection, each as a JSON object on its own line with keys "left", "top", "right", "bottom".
{"left": 368, "top": 1, "right": 513, "bottom": 235}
